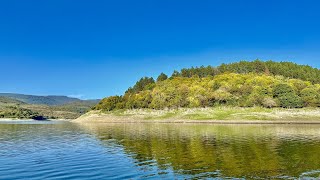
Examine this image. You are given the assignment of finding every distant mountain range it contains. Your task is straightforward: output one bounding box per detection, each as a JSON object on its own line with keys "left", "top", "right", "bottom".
{"left": 0, "top": 93, "right": 99, "bottom": 106}
{"left": 0, "top": 93, "right": 100, "bottom": 119}
{"left": 0, "top": 96, "right": 26, "bottom": 105}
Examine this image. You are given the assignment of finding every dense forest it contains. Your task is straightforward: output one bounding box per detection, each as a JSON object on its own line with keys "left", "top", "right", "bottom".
{"left": 94, "top": 60, "right": 320, "bottom": 111}
{"left": 172, "top": 60, "right": 320, "bottom": 84}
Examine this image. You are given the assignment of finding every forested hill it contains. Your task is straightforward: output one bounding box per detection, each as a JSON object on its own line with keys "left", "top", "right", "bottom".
{"left": 0, "top": 94, "right": 100, "bottom": 119}
{"left": 172, "top": 60, "right": 320, "bottom": 84}
{"left": 94, "top": 60, "right": 320, "bottom": 111}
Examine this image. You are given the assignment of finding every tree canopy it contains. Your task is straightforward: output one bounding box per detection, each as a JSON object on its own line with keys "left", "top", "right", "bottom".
{"left": 157, "top": 73, "right": 168, "bottom": 82}
{"left": 171, "top": 60, "right": 320, "bottom": 84}
{"left": 95, "top": 60, "right": 320, "bottom": 111}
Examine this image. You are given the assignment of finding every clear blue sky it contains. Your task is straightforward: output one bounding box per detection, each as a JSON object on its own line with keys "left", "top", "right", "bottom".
{"left": 0, "top": 0, "right": 320, "bottom": 99}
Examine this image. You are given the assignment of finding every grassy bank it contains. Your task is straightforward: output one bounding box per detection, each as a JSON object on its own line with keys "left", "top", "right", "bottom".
{"left": 74, "top": 107, "right": 320, "bottom": 123}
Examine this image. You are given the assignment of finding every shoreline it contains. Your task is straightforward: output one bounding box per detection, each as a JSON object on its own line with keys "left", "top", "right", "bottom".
{"left": 73, "top": 107, "right": 320, "bottom": 124}
{"left": 2, "top": 118, "right": 320, "bottom": 124}
{"left": 0, "top": 118, "right": 70, "bottom": 122}
{"left": 73, "top": 119, "right": 320, "bottom": 124}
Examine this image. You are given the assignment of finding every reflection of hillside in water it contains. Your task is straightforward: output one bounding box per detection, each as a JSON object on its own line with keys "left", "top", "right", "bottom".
{"left": 79, "top": 123, "right": 320, "bottom": 179}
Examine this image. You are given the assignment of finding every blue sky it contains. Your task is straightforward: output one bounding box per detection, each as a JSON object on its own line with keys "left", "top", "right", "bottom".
{"left": 0, "top": 0, "right": 320, "bottom": 99}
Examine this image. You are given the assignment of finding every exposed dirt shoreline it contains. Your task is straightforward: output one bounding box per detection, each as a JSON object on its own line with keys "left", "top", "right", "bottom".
{"left": 73, "top": 108, "right": 320, "bottom": 124}
{"left": 75, "top": 119, "right": 320, "bottom": 124}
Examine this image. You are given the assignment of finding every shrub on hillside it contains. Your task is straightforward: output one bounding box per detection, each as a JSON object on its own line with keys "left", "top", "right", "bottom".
{"left": 300, "top": 87, "right": 320, "bottom": 107}
{"left": 278, "top": 94, "right": 303, "bottom": 108}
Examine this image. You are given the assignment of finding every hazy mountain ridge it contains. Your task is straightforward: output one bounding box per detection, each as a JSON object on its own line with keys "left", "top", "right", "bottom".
{"left": 0, "top": 93, "right": 84, "bottom": 105}
{"left": 0, "top": 93, "right": 100, "bottom": 119}
{"left": 0, "top": 96, "right": 26, "bottom": 105}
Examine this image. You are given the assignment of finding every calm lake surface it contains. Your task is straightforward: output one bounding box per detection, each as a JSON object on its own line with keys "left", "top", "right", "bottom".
{"left": 1, "top": 121, "right": 320, "bottom": 179}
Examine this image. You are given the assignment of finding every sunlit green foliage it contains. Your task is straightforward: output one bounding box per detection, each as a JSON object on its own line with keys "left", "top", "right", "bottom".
{"left": 273, "top": 84, "right": 295, "bottom": 98}
{"left": 95, "top": 60, "right": 320, "bottom": 111}
{"left": 94, "top": 96, "right": 123, "bottom": 111}
{"left": 95, "top": 71, "right": 320, "bottom": 110}
{"left": 272, "top": 84, "right": 304, "bottom": 108}
{"left": 300, "top": 86, "right": 320, "bottom": 107}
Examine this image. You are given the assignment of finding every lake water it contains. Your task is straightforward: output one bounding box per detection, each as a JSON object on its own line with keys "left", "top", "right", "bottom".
{"left": 0, "top": 121, "right": 320, "bottom": 179}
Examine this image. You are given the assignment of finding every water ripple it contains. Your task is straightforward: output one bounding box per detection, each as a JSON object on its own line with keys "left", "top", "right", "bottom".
{"left": 1, "top": 122, "right": 320, "bottom": 179}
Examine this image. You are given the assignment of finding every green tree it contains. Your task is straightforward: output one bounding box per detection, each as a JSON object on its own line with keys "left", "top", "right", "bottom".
{"left": 273, "top": 84, "right": 295, "bottom": 98}
{"left": 126, "top": 77, "right": 155, "bottom": 94}
{"left": 278, "top": 94, "right": 303, "bottom": 108}
{"left": 212, "top": 89, "right": 232, "bottom": 104}
{"left": 300, "top": 87, "right": 320, "bottom": 107}
{"left": 157, "top": 73, "right": 168, "bottom": 82}
{"left": 170, "top": 60, "right": 320, "bottom": 84}
{"left": 273, "top": 84, "right": 303, "bottom": 108}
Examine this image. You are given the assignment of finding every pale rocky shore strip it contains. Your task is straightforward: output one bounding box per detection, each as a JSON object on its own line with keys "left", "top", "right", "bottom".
{"left": 74, "top": 119, "right": 320, "bottom": 124}
{"left": 73, "top": 108, "right": 320, "bottom": 124}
